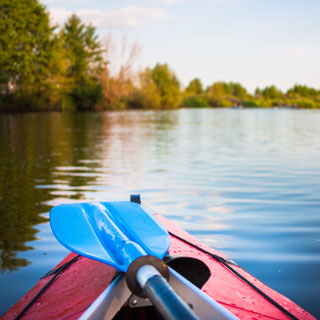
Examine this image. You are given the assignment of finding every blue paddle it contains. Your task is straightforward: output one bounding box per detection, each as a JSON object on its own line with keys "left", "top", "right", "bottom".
{"left": 50, "top": 201, "right": 199, "bottom": 320}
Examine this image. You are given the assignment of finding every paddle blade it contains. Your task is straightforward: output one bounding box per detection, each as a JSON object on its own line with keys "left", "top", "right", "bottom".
{"left": 50, "top": 201, "right": 170, "bottom": 272}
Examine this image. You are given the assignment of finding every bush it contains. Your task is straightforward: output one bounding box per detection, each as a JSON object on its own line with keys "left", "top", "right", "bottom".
{"left": 219, "top": 99, "right": 233, "bottom": 107}
{"left": 181, "top": 96, "right": 209, "bottom": 108}
{"left": 243, "top": 100, "right": 259, "bottom": 107}
{"left": 295, "top": 99, "right": 316, "bottom": 109}
{"left": 70, "top": 81, "right": 103, "bottom": 110}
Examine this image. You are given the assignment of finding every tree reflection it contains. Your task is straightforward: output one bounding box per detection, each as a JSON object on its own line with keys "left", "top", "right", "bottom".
{"left": 0, "top": 113, "right": 105, "bottom": 272}
{"left": 0, "top": 110, "right": 179, "bottom": 272}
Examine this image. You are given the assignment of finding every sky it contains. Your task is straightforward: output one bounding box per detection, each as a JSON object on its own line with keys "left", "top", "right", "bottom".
{"left": 42, "top": 0, "right": 320, "bottom": 93}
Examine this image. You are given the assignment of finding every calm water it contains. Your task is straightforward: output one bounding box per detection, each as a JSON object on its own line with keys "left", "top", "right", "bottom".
{"left": 0, "top": 109, "right": 319, "bottom": 318}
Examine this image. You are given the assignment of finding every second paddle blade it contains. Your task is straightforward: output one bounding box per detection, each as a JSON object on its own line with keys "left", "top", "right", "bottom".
{"left": 50, "top": 201, "right": 170, "bottom": 272}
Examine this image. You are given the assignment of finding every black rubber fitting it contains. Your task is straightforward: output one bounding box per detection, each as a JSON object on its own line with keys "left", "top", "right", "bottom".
{"left": 130, "top": 194, "right": 141, "bottom": 204}
{"left": 126, "top": 255, "right": 170, "bottom": 297}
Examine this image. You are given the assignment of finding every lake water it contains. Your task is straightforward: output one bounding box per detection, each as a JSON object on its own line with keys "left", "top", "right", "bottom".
{"left": 0, "top": 109, "right": 319, "bottom": 318}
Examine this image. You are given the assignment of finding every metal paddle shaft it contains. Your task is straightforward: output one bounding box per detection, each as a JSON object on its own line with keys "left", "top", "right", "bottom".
{"left": 137, "top": 265, "right": 199, "bottom": 320}
{"left": 50, "top": 201, "right": 199, "bottom": 319}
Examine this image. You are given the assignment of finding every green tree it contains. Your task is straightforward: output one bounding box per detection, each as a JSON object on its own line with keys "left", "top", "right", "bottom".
{"left": 62, "top": 14, "right": 104, "bottom": 110}
{"left": 181, "top": 96, "right": 209, "bottom": 108}
{"left": 262, "top": 85, "right": 283, "bottom": 99}
{"left": 230, "top": 82, "right": 247, "bottom": 100}
{"left": 0, "top": 0, "right": 57, "bottom": 109}
{"left": 186, "top": 78, "right": 203, "bottom": 95}
{"left": 207, "top": 82, "right": 232, "bottom": 107}
{"left": 128, "top": 68, "right": 161, "bottom": 109}
{"left": 151, "top": 63, "right": 181, "bottom": 108}
{"left": 287, "top": 84, "right": 319, "bottom": 98}
{"left": 44, "top": 35, "right": 71, "bottom": 109}
{"left": 254, "top": 87, "right": 262, "bottom": 98}
{"left": 222, "top": 82, "right": 233, "bottom": 95}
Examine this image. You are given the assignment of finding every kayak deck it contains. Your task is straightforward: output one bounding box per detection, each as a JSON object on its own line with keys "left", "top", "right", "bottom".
{"left": 2, "top": 214, "right": 316, "bottom": 320}
{"left": 158, "top": 215, "right": 315, "bottom": 320}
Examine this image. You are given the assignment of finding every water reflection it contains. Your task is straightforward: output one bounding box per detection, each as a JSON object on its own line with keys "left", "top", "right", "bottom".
{"left": 0, "top": 112, "right": 108, "bottom": 271}
{"left": 0, "top": 109, "right": 320, "bottom": 318}
{"left": 0, "top": 111, "right": 180, "bottom": 272}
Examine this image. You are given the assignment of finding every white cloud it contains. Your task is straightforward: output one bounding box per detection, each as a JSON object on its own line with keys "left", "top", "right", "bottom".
{"left": 48, "top": 6, "right": 169, "bottom": 28}
{"left": 48, "top": 7, "right": 71, "bottom": 25}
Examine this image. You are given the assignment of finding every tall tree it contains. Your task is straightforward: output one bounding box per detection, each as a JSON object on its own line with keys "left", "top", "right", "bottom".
{"left": 287, "top": 84, "right": 319, "bottom": 98}
{"left": 151, "top": 63, "right": 181, "bottom": 108}
{"left": 254, "top": 87, "right": 262, "bottom": 98}
{"left": 0, "top": 0, "right": 56, "bottom": 109}
{"left": 101, "top": 34, "right": 141, "bottom": 109}
{"left": 207, "top": 82, "right": 229, "bottom": 106}
{"left": 262, "top": 85, "right": 283, "bottom": 99}
{"left": 230, "top": 82, "right": 247, "bottom": 100}
{"left": 62, "top": 14, "right": 104, "bottom": 110}
{"left": 128, "top": 68, "right": 161, "bottom": 109}
{"left": 186, "top": 78, "right": 203, "bottom": 95}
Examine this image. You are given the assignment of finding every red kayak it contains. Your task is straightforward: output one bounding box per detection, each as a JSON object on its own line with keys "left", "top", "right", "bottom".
{"left": 2, "top": 213, "right": 316, "bottom": 320}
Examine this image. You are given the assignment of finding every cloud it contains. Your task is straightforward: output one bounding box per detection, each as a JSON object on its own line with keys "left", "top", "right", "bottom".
{"left": 48, "top": 6, "right": 169, "bottom": 28}
{"left": 48, "top": 7, "right": 71, "bottom": 25}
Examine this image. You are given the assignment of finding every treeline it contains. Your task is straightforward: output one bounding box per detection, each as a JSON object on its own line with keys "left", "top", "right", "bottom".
{"left": 1, "top": 0, "right": 320, "bottom": 111}
{"left": 182, "top": 82, "right": 320, "bottom": 109}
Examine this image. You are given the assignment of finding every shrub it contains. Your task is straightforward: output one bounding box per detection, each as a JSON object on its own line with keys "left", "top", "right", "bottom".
{"left": 181, "top": 96, "right": 209, "bottom": 108}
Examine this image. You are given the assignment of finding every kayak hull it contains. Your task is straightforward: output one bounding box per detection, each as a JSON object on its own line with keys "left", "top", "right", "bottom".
{"left": 1, "top": 214, "right": 316, "bottom": 320}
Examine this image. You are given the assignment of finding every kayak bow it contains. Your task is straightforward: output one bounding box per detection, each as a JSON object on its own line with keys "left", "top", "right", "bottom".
{"left": 49, "top": 200, "right": 237, "bottom": 320}
{"left": 1, "top": 197, "right": 316, "bottom": 320}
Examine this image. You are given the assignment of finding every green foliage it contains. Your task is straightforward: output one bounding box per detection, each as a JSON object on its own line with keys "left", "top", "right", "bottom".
{"left": 128, "top": 68, "right": 161, "bottom": 109}
{"left": 287, "top": 84, "right": 320, "bottom": 98}
{"left": 186, "top": 78, "right": 203, "bottom": 95}
{"left": 62, "top": 14, "right": 104, "bottom": 110}
{"left": 127, "top": 64, "right": 182, "bottom": 109}
{"left": 0, "top": 5, "right": 104, "bottom": 111}
{"left": 230, "top": 82, "right": 247, "bottom": 100}
{"left": 181, "top": 96, "right": 209, "bottom": 108}
{"left": 220, "top": 99, "right": 233, "bottom": 107}
{"left": 206, "top": 81, "right": 248, "bottom": 107}
{"left": 207, "top": 82, "right": 228, "bottom": 106}
{"left": 63, "top": 15, "right": 103, "bottom": 81}
{"left": 254, "top": 88, "right": 262, "bottom": 98}
{"left": 243, "top": 100, "right": 260, "bottom": 107}
{"left": 294, "top": 99, "right": 317, "bottom": 109}
{"left": 0, "top": 3, "right": 319, "bottom": 111}
{"left": 0, "top": 0, "right": 57, "bottom": 109}
{"left": 262, "top": 85, "right": 283, "bottom": 99}
{"left": 70, "top": 81, "right": 103, "bottom": 110}
{"left": 151, "top": 63, "right": 181, "bottom": 108}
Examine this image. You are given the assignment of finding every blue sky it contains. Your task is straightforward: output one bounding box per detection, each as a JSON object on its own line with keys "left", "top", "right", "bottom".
{"left": 43, "top": 0, "right": 320, "bottom": 93}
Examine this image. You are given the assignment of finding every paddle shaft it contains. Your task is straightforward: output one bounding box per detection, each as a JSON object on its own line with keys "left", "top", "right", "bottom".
{"left": 137, "top": 265, "right": 199, "bottom": 320}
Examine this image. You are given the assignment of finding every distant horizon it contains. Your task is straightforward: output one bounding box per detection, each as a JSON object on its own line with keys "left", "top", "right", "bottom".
{"left": 43, "top": 0, "right": 320, "bottom": 93}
